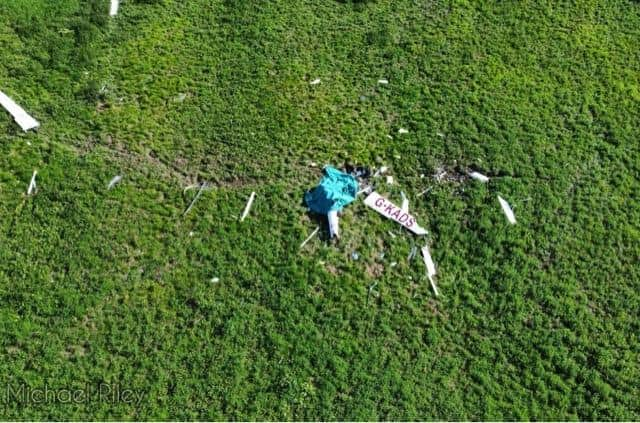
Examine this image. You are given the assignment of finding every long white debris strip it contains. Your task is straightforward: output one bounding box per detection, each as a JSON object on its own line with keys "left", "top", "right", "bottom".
{"left": 300, "top": 226, "right": 320, "bottom": 249}
{"left": 498, "top": 195, "right": 517, "bottom": 224}
{"left": 183, "top": 182, "right": 207, "bottom": 216}
{"left": 27, "top": 170, "right": 37, "bottom": 195}
{"left": 328, "top": 210, "right": 339, "bottom": 238}
{"left": 240, "top": 191, "right": 256, "bottom": 222}
{"left": 0, "top": 90, "right": 39, "bottom": 131}
{"left": 110, "top": 0, "right": 119, "bottom": 16}
{"left": 107, "top": 175, "right": 122, "bottom": 190}
{"left": 364, "top": 192, "right": 428, "bottom": 235}
{"left": 421, "top": 244, "right": 439, "bottom": 296}
{"left": 400, "top": 191, "right": 409, "bottom": 213}
{"left": 469, "top": 171, "right": 489, "bottom": 183}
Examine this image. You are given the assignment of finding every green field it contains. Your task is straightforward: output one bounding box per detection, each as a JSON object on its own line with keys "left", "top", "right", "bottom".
{"left": 1, "top": 0, "right": 639, "bottom": 419}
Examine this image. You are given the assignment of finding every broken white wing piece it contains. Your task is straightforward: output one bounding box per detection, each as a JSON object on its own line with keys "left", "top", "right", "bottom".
{"left": 400, "top": 191, "right": 409, "bottom": 213}
{"left": 0, "top": 90, "right": 39, "bottom": 131}
{"left": 110, "top": 0, "right": 119, "bottom": 16}
{"left": 300, "top": 226, "right": 320, "bottom": 249}
{"left": 498, "top": 195, "right": 516, "bottom": 224}
{"left": 364, "top": 192, "right": 428, "bottom": 235}
{"left": 378, "top": 79, "right": 389, "bottom": 85}
{"left": 421, "top": 244, "right": 439, "bottom": 296}
{"left": 309, "top": 78, "right": 321, "bottom": 85}
{"left": 327, "top": 210, "right": 339, "bottom": 238}
{"left": 27, "top": 170, "right": 37, "bottom": 195}
{"left": 469, "top": 171, "right": 489, "bottom": 183}
{"left": 107, "top": 175, "right": 122, "bottom": 190}
{"left": 240, "top": 191, "right": 256, "bottom": 222}
{"left": 398, "top": 128, "right": 409, "bottom": 134}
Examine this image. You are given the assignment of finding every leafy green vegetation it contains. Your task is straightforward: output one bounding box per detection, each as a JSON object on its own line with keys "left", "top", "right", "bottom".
{"left": 0, "top": 0, "right": 639, "bottom": 419}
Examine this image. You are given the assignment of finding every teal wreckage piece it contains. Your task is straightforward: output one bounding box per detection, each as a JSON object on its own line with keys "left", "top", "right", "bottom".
{"left": 304, "top": 166, "right": 359, "bottom": 214}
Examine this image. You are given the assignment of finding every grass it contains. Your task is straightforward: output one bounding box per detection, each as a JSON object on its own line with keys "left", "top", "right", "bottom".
{"left": 0, "top": 0, "right": 639, "bottom": 419}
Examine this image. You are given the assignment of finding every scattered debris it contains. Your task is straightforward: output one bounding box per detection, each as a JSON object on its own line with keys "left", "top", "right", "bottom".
{"left": 498, "top": 195, "right": 517, "bottom": 224}
{"left": 351, "top": 251, "right": 359, "bottom": 261}
{"left": 407, "top": 245, "right": 417, "bottom": 262}
{"left": 357, "top": 185, "right": 372, "bottom": 196}
{"left": 300, "top": 226, "right": 320, "bottom": 249}
{"left": 210, "top": 277, "right": 220, "bottom": 283}
{"left": 387, "top": 231, "right": 396, "bottom": 239}
{"left": 183, "top": 182, "right": 207, "bottom": 216}
{"left": 309, "top": 78, "right": 321, "bottom": 85}
{"left": 398, "top": 128, "right": 409, "bottom": 134}
{"left": 240, "top": 191, "right": 256, "bottom": 222}
{"left": 378, "top": 79, "right": 389, "bottom": 85}
{"left": 305, "top": 166, "right": 358, "bottom": 239}
{"left": 469, "top": 171, "right": 489, "bottom": 183}
{"left": 107, "top": 175, "right": 122, "bottom": 190}
{"left": 387, "top": 135, "right": 393, "bottom": 140}
{"left": 27, "top": 170, "right": 37, "bottom": 195}
{"left": 400, "top": 191, "right": 409, "bottom": 213}
{"left": 367, "top": 281, "right": 379, "bottom": 304}
{"left": 109, "top": 0, "right": 119, "bottom": 16}
{"left": 390, "top": 262, "right": 397, "bottom": 267}
{"left": 364, "top": 192, "right": 428, "bottom": 235}
{"left": 189, "top": 231, "right": 195, "bottom": 237}
{"left": 0, "top": 90, "right": 39, "bottom": 131}
{"left": 418, "top": 186, "right": 433, "bottom": 197}
{"left": 421, "top": 244, "right": 439, "bottom": 296}
{"left": 386, "top": 175, "right": 394, "bottom": 185}
{"left": 373, "top": 166, "right": 388, "bottom": 177}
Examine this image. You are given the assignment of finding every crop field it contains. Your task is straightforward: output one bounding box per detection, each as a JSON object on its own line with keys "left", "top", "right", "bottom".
{"left": 0, "top": 0, "right": 639, "bottom": 420}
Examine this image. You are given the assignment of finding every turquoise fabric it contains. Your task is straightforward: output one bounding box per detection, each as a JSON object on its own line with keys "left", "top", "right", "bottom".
{"left": 305, "top": 166, "right": 359, "bottom": 214}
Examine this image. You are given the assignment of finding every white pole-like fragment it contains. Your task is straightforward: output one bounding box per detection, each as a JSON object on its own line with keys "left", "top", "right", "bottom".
{"left": 0, "top": 90, "right": 39, "bottom": 131}
{"left": 183, "top": 182, "right": 207, "bottom": 216}
{"left": 240, "top": 191, "right": 256, "bottom": 222}
{"left": 309, "top": 78, "right": 321, "bottom": 85}
{"left": 327, "top": 210, "right": 339, "bottom": 238}
{"left": 401, "top": 191, "right": 409, "bottom": 213}
{"left": 107, "top": 175, "right": 122, "bottom": 190}
{"left": 378, "top": 79, "right": 389, "bottom": 85}
{"left": 109, "top": 0, "right": 119, "bottom": 16}
{"left": 469, "top": 171, "right": 489, "bottom": 183}
{"left": 27, "top": 170, "right": 37, "bottom": 195}
{"left": 498, "top": 195, "right": 516, "bottom": 224}
{"left": 299, "top": 226, "right": 320, "bottom": 249}
{"left": 398, "top": 128, "right": 409, "bottom": 134}
{"left": 421, "top": 244, "right": 438, "bottom": 296}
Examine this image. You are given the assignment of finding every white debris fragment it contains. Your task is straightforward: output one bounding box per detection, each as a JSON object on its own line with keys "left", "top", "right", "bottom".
{"left": 357, "top": 185, "right": 372, "bottom": 196}
{"left": 300, "top": 226, "right": 320, "bottom": 249}
{"left": 107, "top": 175, "right": 122, "bottom": 190}
{"left": 386, "top": 175, "right": 394, "bottom": 185}
{"left": 469, "top": 171, "right": 489, "bottom": 183}
{"left": 328, "top": 210, "right": 339, "bottom": 238}
{"left": 183, "top": 182, "right": 207, "bottom": 216}
{"left": 189, "top": 231, "right": 195, "bottom": 237}
{"left": 27, "top": 170, "right": 37, "bottom": 195}
{"left": 378, "top": 79, "right": 389, "bottom": 85}
{"left": 109, "top": 0, "right": 119, "bottom": 16}
{"left": 240, "top": 191, "right": 256, "bottom": 222}
{"left": 387, "top": 135, "right": 393, "bottom": 139}
{"left": 373, "top": 166, "right": 388, "bottom": 177}
{"left": 421, "top": 244, "right": 439, "bottom": 296}
{"left": 210, "top": 277, "right": 220, "bottom": 283}
{"left": 364, "top": 192, "right": 428, "bottom": 235}
{"left": 400, "top": 191, "right": 409, "bottom": 213}
{"left": 498, "top": 195, "right": 517, "bottom": 224}
{"left": 398, "top": 128, "right": 409, "bottom": 134}
{"left": 309, "top": 78, "right": 321, "bottom": 85}
{"left": 388, "top": 231, "right": 397, "bottom": 239}
{"left": 0, "top": 90, "right": 39, "bottom": 131}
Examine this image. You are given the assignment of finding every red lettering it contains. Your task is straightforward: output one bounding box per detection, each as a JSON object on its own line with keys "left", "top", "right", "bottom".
{"left": 375, "top": 197, "right": 385, "bottom": 207}
{"left": 391, "top": 209, "right": 401, "bottom": 219}
{"left": 406, "top": 217, "right": 415, "bottom": 227}
{"left": 399, "top": 213, "right": 409, "bottom": 223}
{"left": 384, "top": 204, "right": 395, "bottom": 214}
